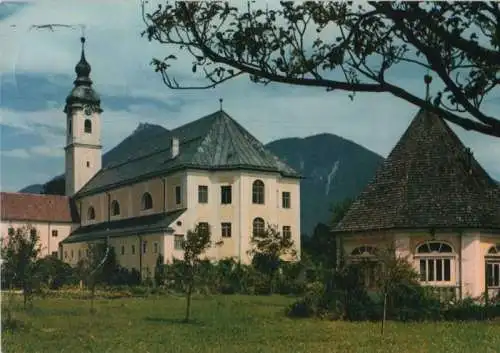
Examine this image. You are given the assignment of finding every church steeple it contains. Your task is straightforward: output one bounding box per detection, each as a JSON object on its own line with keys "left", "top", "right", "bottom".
{"left": 74, "top": 37, "right": 92, "bottom": 86}
{"left": 64, "top": 36, "right": 102, "bottom": 115}
{"left": 64, "top": 36, "right": 103, "bottom": 197}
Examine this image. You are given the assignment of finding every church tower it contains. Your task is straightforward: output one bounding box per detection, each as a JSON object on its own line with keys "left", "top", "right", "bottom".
{"left": 64, "top": 37, "right": 102, "bottom": 197}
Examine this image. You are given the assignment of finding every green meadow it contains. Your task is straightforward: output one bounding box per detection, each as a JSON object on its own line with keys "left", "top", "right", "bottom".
{"left": 2, "top": 294, "right": 500, "bottom": 353}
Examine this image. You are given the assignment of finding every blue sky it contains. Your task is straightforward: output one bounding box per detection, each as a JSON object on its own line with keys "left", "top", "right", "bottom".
{"left": 1, "top": 0, "right": 499, "bottom": 192}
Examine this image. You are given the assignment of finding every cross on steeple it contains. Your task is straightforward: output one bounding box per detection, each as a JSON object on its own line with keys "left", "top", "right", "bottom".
{"left": 424, "top": 73, "right": 432, "bottom": 102}
{"left": 219, "top": 98, "right": 223, "bottom": 111}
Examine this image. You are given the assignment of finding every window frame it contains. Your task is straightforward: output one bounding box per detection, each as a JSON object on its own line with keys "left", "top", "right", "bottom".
{"left": 349, "top": 245, "right": 381, "bottom": 289}
{"left": 252, "top": 217, "right": 265, "bottom": 237}
{"left": 252, "top": 180, "right": 265, "bottom": 204}
{"left": 198, "top": 185, "right": 208, "bottom": 204}
{"left": 51, "top": 230, "right": 58, "bottom": 237}
{"left": 175, "top": 185, "right": 182, "bottom": 205}
{"left": 282, "top": 225, "right": 291, "bottom": 238}
{"left": 486, "top": 244, "right": 500, "bottom": 289}
{"left": 221, "top": 222, "right": 232, "bottom": 238}
{"left": 282, "top": 191, "right": 291, "bottom": 209}
{"left": 84, "top": 119, "right": 92, "bottom": 133}
{"left": 87, "top": 206, "right": 96, "bottom": 220}
{"left": 111, "top": 200, "right": 120, "bottom": 216}
{"left": 221, "top": 185, "right": 232, "bottom": 204}
{"left": 414, "top": 241, "right": 456, "bottom": 285}
{"left": 142, "top": 240, "right": 148, "bottom": 254}
{"left": 141, "top": 192, "right": 153, "bottom": 210}
{"left": 174, "top": 234, "right": 184, "bottom": 250}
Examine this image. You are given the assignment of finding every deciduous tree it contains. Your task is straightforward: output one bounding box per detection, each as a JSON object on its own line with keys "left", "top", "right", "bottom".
{"left": 142, "top": 1, "right": 500, "bottom": 137}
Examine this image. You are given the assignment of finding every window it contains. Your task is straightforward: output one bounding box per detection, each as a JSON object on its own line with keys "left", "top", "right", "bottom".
{"left": 142, "top": 240, "right": 147, "bottom": 254}
{"left": 252, "top": 180, "right": 265, "bottom": 204}
{"left": 68, "top": 119, "right": 72, "bottom": 134}
{"left": 78, "top": 249, "right": 81, "bottom": 260}
{"left": 8, "top": 227, "right": 14, "bottom": 236}
{"left": 86, "top": 161, "right": 90, "bottom": 168}
{"left": 153, "top": 242, "right": 159, "bottom": 254}
{"left": 84, "top": 119, "right": 92, "bottom": 133}
{"left": 52, "top": 230, "right": 58, "bottom": 237}
{"left": 221, "top": 185, "right": 232, "bottom": 204}
{"left": 121, "top": 245, "right": 125, "bottom": 255}
{"left": 70, "top": 250, "right": 74, "bottom": 259}
{"left": 131, "top": 245, "right": 136, "bottom": 255}
{"left": 486, "top": 245, "right": 500, "bottom": 288}
{"left": 175, "top": 186, "right": 182, "bottom": 205}
{"left": 51, "top": 251, "right": 58, "bottom": 257}
{"left": 198, "top": 185, "right": 208, "bottom": 203}
{"left": 174, "top": 235, "right": 184, "bottom": 250}
{"left": 142, "top": 192, "right": 153, "bottom": 210}
{"left": 30, "top": 228, "right": 37, "bottom": 238}
{"left": 350, "top": 246, "right": 380, "bottom": 289}
{"left": 282, "top": 192, "right": 291, "bottom": 208}
{"left": 415, "top": 241, "right": 454, "bottom": 283}
{"left": 198, "top": 222, "right": 210, "bottom": 236}
{"left": 87, "top": 206, "right": 96, "bottom": 220}
{"left": 111, "top": 200, "right": 120, "bottom": 216}
{"left": 282, "top": 225, "right": 291, "bottom": 239}
{"left": 221, "top": 222, "right": 232, "bottom": 238}
{"left": 252, "top": 217, "right": 265, "bottom": 236}
{"left": 64, "top": 251, "right": 68, "bottom": 259}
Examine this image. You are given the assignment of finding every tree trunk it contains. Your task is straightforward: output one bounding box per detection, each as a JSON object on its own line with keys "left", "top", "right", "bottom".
{"left": 185, "top": 278, "right": 193, "bottom": 322}
{"left": 381, "top": 291, "right": 387, "bottom": 336}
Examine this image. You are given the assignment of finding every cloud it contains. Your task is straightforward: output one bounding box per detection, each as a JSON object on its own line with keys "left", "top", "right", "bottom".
{"left": 0, "top": 148, "right": 30, "bottom": 159}
{"left": 0, "top": 0, "right": 499, "bottom": 193}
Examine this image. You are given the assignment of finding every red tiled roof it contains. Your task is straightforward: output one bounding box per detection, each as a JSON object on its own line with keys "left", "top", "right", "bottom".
{"left": 0, "top": 192, "right": 78, "bottom": 223}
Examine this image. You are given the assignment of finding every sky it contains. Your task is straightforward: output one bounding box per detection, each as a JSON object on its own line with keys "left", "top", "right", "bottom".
{"left": 0, "top": 0, "right": 499, "bottom": 192}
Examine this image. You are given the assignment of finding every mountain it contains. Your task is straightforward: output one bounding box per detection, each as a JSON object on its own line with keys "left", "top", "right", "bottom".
{"left": 19, "top": 127, "right": 383, "bottom": 235}
{"left": 265, "top": 134, "right": 384, "bottom": 235}
{"left": 19, "top": 184, "right": 44, "bottom": 194}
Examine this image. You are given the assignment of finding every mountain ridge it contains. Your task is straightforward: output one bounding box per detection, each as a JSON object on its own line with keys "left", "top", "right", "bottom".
{"left": 19, "top": 125, "right": 384, "bottom": 235}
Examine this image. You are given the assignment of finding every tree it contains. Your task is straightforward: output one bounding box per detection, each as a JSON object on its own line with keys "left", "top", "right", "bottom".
{"left": 154, "top": 253, "right": 166, "bottom": 287}
{"left": 181, "top": 223, "right": 221, "bottom": 322}
{"left": 75, "top": 242, "right": 111, "bottom": 314}
{"left": 248, "top": 224, "right": 297, "bottom": 293}
{"left": 331, "top": 198, "right": 353, "bottom": 227}
{"left": 0, "top": 226, "right": 41, "bottom": 309}
{"left": 142, "top": 2, "right": 500, "bottom": 137}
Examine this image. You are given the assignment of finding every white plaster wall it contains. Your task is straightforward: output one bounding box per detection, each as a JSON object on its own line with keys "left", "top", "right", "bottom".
{"left": 461, "top": 233, "right": 483, "bottom": 298}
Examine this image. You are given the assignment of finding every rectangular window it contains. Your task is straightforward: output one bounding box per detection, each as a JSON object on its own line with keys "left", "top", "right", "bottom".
{"left": 282, "top": 192, "right": 291, "bottom": 209}
{"left": 131, "top": 245, "right": 136, "bottom": 255}
{"left": 142, "top": 240, "right": 147, "bottom": 254}
{"left": 418, "top": 258, "right": 452, "bottom": 283}
{"left": 64, "top": 251, "right": 68, "bottom": 259}
{"left": 221, "top": 222, "right": 232, "bottom": 238}
{"left": 282, "top": 225, "right": 291, "bottom": 238}
{"left": 153, "top": 242, "right": 159, "bottom": 254}
{"left": 51, "top": 230, "right": 58, "bottom": 237}
{"left": 121, "top": 245, "right": 125, "bottom": 255}
{"left": 174, "top": 235, "right": 184, "bottom": 250}
{"left": 70, "top": 250, "right": 74, "bottom": 259}
{"left": 30, "top": 228, "right": 37, "bottom": 238}
{"left": 51, "top": 251, "right": 58, "bottom": 258}
{"left": 198, "top": 222, "right": 209, "bottom": 236}
{"left": 78, "top": 249, "right": 82, "bottom": 260}
{"left": 487, "top": 262, "right": 500, "bottom": 287}
{"left": 175, "top": 186, "right": 182, "bottom": 205}
{"left": 198, "top": 185, "right": 208, "bottom": 203}
{"left": 221, "top": 185, "right": 232, "bottom": 204}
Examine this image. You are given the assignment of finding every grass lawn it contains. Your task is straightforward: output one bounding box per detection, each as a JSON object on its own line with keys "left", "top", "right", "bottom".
{"left": 2, "top": 294, "right": 500, "bottom": 353}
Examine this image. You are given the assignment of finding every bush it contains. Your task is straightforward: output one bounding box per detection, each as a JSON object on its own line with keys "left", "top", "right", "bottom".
{"left": 36, "top": 255, "right": 79, "bottom": 290}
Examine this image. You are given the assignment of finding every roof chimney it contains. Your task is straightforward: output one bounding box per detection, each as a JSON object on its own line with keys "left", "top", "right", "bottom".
{"left": 171, "top": 137, "right": 179, "bottom": 158}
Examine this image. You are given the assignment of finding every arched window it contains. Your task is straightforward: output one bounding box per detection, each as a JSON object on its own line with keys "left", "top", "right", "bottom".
{"left": 252, "top": 217, "right": 265, "bottom": 236}
{"left": 486, "top": 244, "right": 500, "bottom": 289}
{"left": 350, "top": 245, "right": 380, "bottom": 289}
{"left": 87, "top": 206, "right": 96, "bottom": 220}
{"left": 252, "top": 180, "right": 265, "bottom": 204}
{"left": 141, "top": 192, "right": 153, "bottom": 210}
{"left": 415, "top": 241, "right": 455, "bottom": 283}
{"left": 84, "top": 119, "right": 92, "bottom": 133}
{"left": 111, "top": 200, "right": 120, "bottom": 216}
{"left": 351, "top": 246, "right": 378, "bottom": 257}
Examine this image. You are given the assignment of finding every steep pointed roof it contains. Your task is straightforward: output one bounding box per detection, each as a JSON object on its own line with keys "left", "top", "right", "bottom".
{"left": 334, "top": 109, "right": 500, "bottom": 232}
{"left": 75, "top": 110, "right": 300, "bottom": 197}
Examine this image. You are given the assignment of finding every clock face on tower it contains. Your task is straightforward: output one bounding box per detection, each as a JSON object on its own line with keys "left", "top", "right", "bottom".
{"left": 84, "top": 106, "right": 93, "bottom": 116}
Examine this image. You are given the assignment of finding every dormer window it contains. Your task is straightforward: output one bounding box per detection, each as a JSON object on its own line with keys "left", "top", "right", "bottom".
{"left": 87, "top": 206, "right": 96, "bottom": 220}
{"left": 142, "top": 192, "right": 153, "bottom": 210}
{"left": 111, "top": 200, "right": 120, "bottom": 216}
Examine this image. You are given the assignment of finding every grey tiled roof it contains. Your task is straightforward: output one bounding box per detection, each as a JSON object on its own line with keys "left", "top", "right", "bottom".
{"left": 76, "top": 110, "right": 300, "bottom": 197}
{"left": 334, "top": 109, "right": 500, "bottom": 232}
{"left": 62, "top": 209, "right": 186, "bottom": 244}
